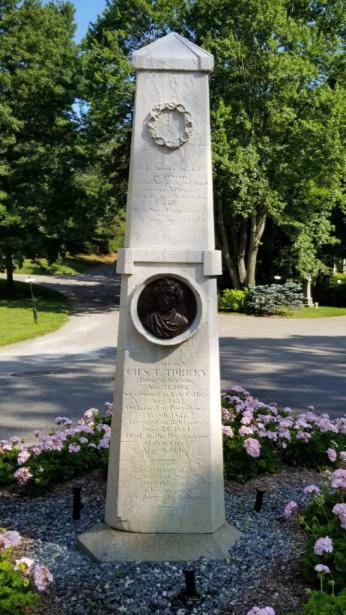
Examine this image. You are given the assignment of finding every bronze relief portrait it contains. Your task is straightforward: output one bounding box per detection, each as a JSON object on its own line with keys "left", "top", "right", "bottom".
{"left": 137, "top": 277, "right": 197, "bottom": 340}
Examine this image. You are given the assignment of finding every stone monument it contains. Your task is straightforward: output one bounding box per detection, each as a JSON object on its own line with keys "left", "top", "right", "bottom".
{"left": 78, "top": 32, "right": 240, "bottom": 561}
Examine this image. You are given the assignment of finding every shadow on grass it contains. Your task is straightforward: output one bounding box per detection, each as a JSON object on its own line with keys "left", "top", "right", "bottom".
{"left": 14, "top": 256, "right": 114, "bottom": 276}
{"left": 0, "top": 280, "right": 69, "bottom": 313}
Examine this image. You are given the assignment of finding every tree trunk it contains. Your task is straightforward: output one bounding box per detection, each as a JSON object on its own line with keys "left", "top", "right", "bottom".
{"left": 245, "top": 212, "right": 267, "bottom": 286}
{"left": 230, "top": 220, "right": 247, "bottom": 286}
{"left": 216, "top": 199, "right": 241, "bottom": 289}
{"left": 5, "top": 252, "right": 14, "bottom": 290}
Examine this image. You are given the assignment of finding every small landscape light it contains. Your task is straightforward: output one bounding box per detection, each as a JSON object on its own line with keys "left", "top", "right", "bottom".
{"left": 183, "top": 565, "right": 197, "bottom": 597}
{"left": 254, "top": 488, "right": 265, "bottom": 512}
{"left": 72, "top": 486, "right": 83, "bottom": 520}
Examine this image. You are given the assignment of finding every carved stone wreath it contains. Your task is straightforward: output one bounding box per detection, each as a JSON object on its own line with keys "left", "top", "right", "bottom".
{"left": 147, "top": 102, "right": 193, "bottom": 149}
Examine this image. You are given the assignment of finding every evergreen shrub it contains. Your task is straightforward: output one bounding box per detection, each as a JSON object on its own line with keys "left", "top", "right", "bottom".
{"left": 244, "top": 282, "right": 304, "bottom": 315}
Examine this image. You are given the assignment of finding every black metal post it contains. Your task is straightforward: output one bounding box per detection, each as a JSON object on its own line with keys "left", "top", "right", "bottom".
{"left": 183, "top": 566, "right": 197, "bottom": 597}
{"left": 254, "top": 488, "right": 265, "bottom": 512}
{"left": 73, "top": 486, "right": 82, "bottom": 520}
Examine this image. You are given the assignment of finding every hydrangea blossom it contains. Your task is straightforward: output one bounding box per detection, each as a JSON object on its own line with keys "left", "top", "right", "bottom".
{"left": 0, "top": 530, "right": 22, "bottom": 549}
{"left": 297, "top": 431, "right": 311, "bottom": 443}
{"left": 244, "top": 438, "right": 261, "bottom": 458}
{"left": 15, "top": 557, "right": 34, "bottom": 576}
{"left": 332, "top": 503, "right": 346, "bottom": 529}
{"left": 331, "top": 469, "right": 346, "bottom": 490}
{"left": 304, "top": 485, "right": 321, "bottom": 495}
{"left": 247, "top": 607, "right": 275, "bottom": 615}
{"left": 83, "top": 408, "right": 99, "bottom": 421}
{"left": 239, "top": 425, "right": 254, "bottom": 436}
{"left": 105, "top": 402, "right": 113, "bottom": 416}
{"left": 97, "top": 436, "right": 110, "bottom": 449}
{"left": 283, "top": 501, "right": 298, "bottom": 518}
{"left": 14, "top": 466, "right": 33, "bottom": 486}
{"left": 327, "top": 448, "right": 337, "bottom": 462}
{"left": 33, "top": 564, "right": 53, "bottom": 591}
{"left": 222, "top": 426, "right": 234, "bottom": 437}
{"left": 314, "top": 564, "right": 331, "bottom": 574}
{"left": 54, "top": 416, "right": 72, "bottom": 426}
{"left": 314, "top": 536, "right": 333, "bottom": 555}
{"left": 17, "top": 448, "right": 31, "bottom": 465}
{"left": 68, "top": 443, "right": 81, "bottom": 454}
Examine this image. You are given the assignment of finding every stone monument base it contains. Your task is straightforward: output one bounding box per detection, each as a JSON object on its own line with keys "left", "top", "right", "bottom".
{"left": 77, "top": 522, "right": 240, "bottom": 562}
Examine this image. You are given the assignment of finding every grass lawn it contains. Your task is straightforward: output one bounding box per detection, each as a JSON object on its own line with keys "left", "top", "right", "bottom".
{"left": 0, "top": 280, "right": 69, "bottom": 347}
{"left": 288, "top": 305, "right": 346, "bottom": 318}
{"left": 14, "top": 254, "right": 116, "bottom": 276}
{"left": 332, "top": 273, "right": 346, "bottom": 283}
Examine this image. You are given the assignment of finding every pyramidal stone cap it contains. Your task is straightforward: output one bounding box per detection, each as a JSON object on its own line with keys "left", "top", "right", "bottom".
{"left": 132, "top": 32, "right": 214, "bottom": 72}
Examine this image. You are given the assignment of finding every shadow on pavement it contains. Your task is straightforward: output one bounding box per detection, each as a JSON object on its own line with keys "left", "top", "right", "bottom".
{"left": 33, "top": 269, "right": 121, "bottom": 316}
{"left": 0, "top": 347, "right": 117, "bottom": 441}
{"left": 220, "top": 334, "right": 346, "bottom": 418}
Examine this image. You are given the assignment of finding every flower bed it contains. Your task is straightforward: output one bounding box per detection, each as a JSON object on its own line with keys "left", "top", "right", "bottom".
{"left": 1, "top": 388, "right": 346, "bottom": 614}
{"left": 222, "top": 386, "right": 346, "bottom": 482}
{"left": 0, "top": 404, "right": 112, "bottom": 495}
{"left": 0, "top": 529, "right": 52, "bottom": 614}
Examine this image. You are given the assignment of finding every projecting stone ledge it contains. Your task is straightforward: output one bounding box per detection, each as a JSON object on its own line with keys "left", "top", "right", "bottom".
{"left": 77, "top": 522, "right": 241, "bottom": 562}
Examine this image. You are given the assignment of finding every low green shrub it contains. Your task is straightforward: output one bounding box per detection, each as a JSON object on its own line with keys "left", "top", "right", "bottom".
{"left": 0, "top": 529, "right": 52, "bottom": 613}
{"left": 0, "top": 551, "right": 40, "bottom": 614}
{"left": 218, "top": 289, "right": 247, "bottom": 312}
{"left": 244, "top": 282, "right": 304, "bottom": 315}
{"left": 292, "top": 588, "right": 346, "bottom": 614}
{"left": 299, "top": 478, "right": 346, "bottom": 592}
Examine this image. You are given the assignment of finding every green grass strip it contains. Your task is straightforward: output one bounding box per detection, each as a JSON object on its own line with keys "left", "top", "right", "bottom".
{"left": 0, "top": 280, "right": 69, "bottom": 347}
{"left": 288, "top": 306, "right": 346, "bottom": 318}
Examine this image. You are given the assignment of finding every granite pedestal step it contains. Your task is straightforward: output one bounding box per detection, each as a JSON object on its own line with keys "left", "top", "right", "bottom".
{"left": 77, "top": 522, "right": 241, "bottom": 562}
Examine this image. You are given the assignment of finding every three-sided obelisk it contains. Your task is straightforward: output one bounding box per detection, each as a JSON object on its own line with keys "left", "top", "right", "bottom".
{"left": 78, "top": 32, "right": 240, "bottom": 561}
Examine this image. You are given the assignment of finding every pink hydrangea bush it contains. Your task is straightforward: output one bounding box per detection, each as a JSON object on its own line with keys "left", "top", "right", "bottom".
{"left": 298, "top": 466, "right": 346, "bottom": 593}
{"left": 0, "top": 403, "right": 113, "bottom": 494}
{"left": 222, "top": 387, "right": 346, "bottom": 482}
{"left": 2, "top": 387, "right": 346, "bottom": 492}
{"left": 0, "top": 528, "right": 53, "bottom": 612}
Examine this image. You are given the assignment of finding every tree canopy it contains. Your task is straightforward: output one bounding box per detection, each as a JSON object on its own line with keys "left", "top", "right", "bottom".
{"left": 0, "top": 0, "right": 92, "bottom": 286}
{"left": 0, "top": 0, "right": 344, "bottom": 289}
{"left": 83, "top": 0, "right": 346, "bottom": 287}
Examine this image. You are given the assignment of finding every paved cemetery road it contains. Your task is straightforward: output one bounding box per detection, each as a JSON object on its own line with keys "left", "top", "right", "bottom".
{"left": 219, "top": 314, "right": 346, "bottom": 420}
{"left": 0, "top": 266, "right": 345, "bottom": 439}
{"left": 0, "top": 264, "right": 120, "bottom": 440}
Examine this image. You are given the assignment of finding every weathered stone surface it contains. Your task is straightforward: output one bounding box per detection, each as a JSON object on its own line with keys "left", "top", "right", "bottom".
{"left": 77, "top": 522, "right": 240, "bottom": 562}
{"left": 132, "top": 32, "right": 214, "bottom": 72}
{"left": 78, "top": 32, "right": 239, "bottom": 560}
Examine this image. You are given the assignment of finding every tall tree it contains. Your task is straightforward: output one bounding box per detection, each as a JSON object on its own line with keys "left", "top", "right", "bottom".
{"left": 83, "top": 0, "right": 346, "bottom": 287}
{"left": 0, "top": 0, "right": 80, "bottom": 287}
{"left": 192, "top": 0, "right": 346, "bottom": 287}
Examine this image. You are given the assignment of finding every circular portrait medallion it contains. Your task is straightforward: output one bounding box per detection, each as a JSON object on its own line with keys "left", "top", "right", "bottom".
{"left": 131, "top": 275, "right": 204, "bottom": 346}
